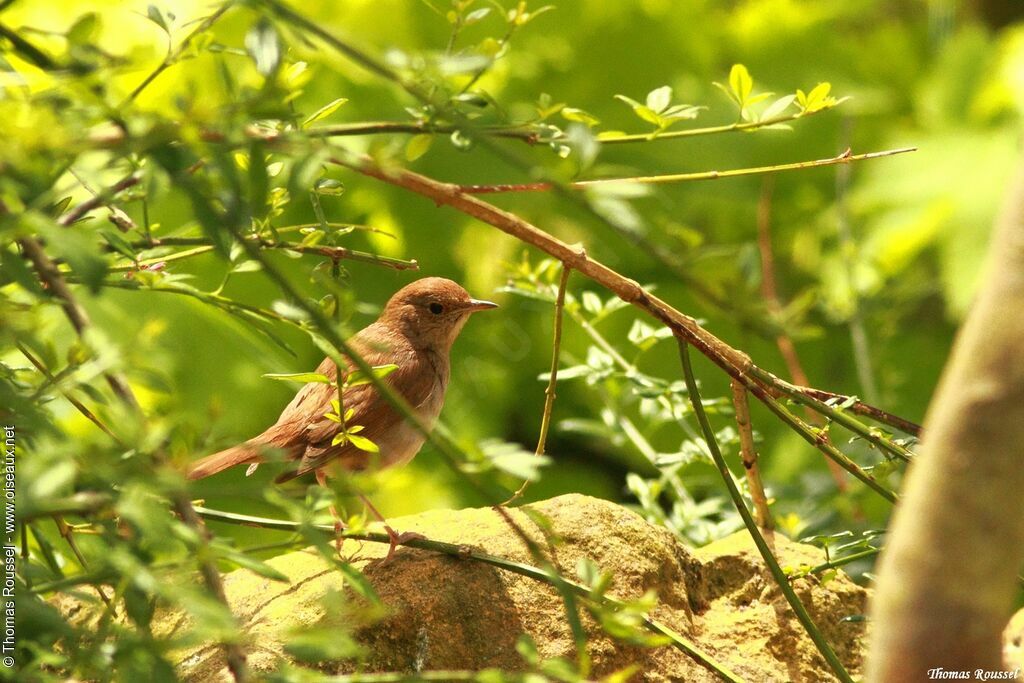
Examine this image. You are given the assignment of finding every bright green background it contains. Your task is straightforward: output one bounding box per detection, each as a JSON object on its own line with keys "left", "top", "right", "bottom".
{"left": 6, "top": 0, "right": 1024, "bottom": 536}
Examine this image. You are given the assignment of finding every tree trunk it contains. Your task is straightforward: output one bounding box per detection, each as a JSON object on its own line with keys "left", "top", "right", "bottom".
{"left": 867, "top": 153, "right": 1024, "bottom": 679}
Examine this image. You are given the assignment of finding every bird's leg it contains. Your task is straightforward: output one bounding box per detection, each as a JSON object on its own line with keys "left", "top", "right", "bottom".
{"left": 316, "top": 469, "right": 346, "bottom": 554}
{"left": 357, "top": 493, "right": 425, "bottom": 561}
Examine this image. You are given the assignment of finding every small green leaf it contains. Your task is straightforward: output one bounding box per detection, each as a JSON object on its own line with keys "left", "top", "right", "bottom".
{"left": 561, "top": 107, "right": 600, "bottom": 127}
{"left": 231, "top": 260, "right": 262, "bottom": 274}
{"left": 100, "top": 229, "right": 136, "bottom": 260}
{"left": 67, "top": 13, "right": 99, "bottom": 45}
{"left": 146, "top": 5, "right": 169, "bottom": 33}
{"left": 761, "top": 94, "right": 796, "bottom": 120}
{"left": 347, "top": 434, "right": 379, "bottom": 453}
{"left": 464, "top": 7, "right": 491, "bottom": 24}
{"left": 262, "top": 372, "right": 332, "bottom": 384}
{"left": 645, "top": 85, "right": 672, "bottom": 113}
{"left": 313, "top": 178, "right": 345, "bottom": 196}
{"left": 214, "top": 543, "right": 290, "bottom": 582}
{"left": 271, "top": 300, "right": 310, "bottom": 321}
{"left": 346, "top": 364, "right": 399, "bottom": 387}
{"left": 302, "top": 97, "right": 349, "bottom": 127}
{"left": 729, "top": 64, "right": 753, "bottom": 104}
{"left": 405, "top": 134, "right": 434, "bottom": 161}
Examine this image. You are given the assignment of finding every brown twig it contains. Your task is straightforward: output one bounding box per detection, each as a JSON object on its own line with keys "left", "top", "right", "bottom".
{"left": 455, "top": 147, "right": 916, "bottom": 194}
{"left": 730, "top": 380, "right": 773, "bottom": 530}
{"left": 504, "top": 265, "right": 571, "bottom": 505}
{"left": 334, "top": 151, "right": 901, "bottom": 502}
{"left": 59, "top": 173, "right": 142, "bottom": 227}
{"left": 16, "top": 236, "right": 141, "bottom": 412}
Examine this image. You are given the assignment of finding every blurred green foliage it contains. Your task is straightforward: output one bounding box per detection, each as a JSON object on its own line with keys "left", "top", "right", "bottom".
{"left": 2, "top": 0, "right": 1023, "bottom": 679}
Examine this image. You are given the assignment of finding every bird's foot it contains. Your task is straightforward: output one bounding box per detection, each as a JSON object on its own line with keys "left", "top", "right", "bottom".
{"left": 333, "top": 517, "right": 346, "bottom": 556}
{"left": 383, "top": 525, "right": 425, "bottom": 562}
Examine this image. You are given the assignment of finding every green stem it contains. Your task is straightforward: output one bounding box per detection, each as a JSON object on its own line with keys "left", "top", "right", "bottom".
{"left": 505, "top": 265, "right": 571, "bottom": 505}
{"left": 804, "top": 547, "right": 880, "bottom": 577}
{"left": 742, "top": 377, "right": 898, "bottom": 503}
{"left": 457, "top": 147, "right": 917, "bottom": 193}
{"left": 677, "top": 340, "right": 853, "bottom": 683}
{"left": 100, "top": 241, "right": 418, "bottom": 273}
{"left": 750, "top": 366, "right": 913, "bottom": 462}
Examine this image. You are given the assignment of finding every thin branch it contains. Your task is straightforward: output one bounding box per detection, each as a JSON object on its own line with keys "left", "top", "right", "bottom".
{"left": 0, "top": 21, "right": 59, "bottom": 69}
{"left": 59, "top": 172, "right": 142, "bottom": 226}
{"left": 678, "top": 340, "right": 853, "bottom": 683}
{"left": 748, "top": 367, "right": 913, "bottom": 463}
{"left": 332, "top": 151, "right": 904, "bottom": 502}
{"left": 730, "top": 380, "right": 772, "bottom": 530}
{"left": 304, "top": 108, "right": 830, "bottom": 147}
{"left": 803, "top": 547, "right": 881, "bottom": 577}
{"left": 53, "top": 516, "right": 112, "bottom": 607}
{"left": 505, "top": 265, "right": 571, "bottom": 505}
{"left": 790, "top": 387, "right": 921, "bottom": 437}
{"left": 455, "top": 147, "right": 917, "bottom": 194}
{"left": 16, "top": 236, "right": 141, "bottom": 412}
{"left": 596, "top": 108, "right": 829, "bottom": 144}
{"left": 100, "top": 241, "right": 419, "bottom": 273}
{"left": 308, "top": 121, "right": 541, "bottom": 143}
{"left": 16, "top": 342, "right": 124, "bottom": 444}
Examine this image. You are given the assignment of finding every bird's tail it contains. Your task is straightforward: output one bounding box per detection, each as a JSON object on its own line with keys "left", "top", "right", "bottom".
{"left": 186, "top": 440, "right": 264, "bottom": 480}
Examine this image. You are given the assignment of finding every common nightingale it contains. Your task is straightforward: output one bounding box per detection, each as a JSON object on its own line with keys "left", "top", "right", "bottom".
{"left": 187, "top": 277, "right": 497, "bottom": 554}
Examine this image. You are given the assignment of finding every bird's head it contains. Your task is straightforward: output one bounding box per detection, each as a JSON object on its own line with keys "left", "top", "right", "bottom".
{"left": 379, "top": 277, "right": 498, "bottom": 351}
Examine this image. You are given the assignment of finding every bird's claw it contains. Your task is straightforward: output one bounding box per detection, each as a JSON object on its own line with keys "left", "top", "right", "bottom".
{"left": 383, "top": 527, "right": 425, "bottom": 562}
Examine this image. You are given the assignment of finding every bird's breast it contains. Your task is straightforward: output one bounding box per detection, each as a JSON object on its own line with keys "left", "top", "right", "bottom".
{"left": 375, "top": 348, "right": 448, "bottom": 469}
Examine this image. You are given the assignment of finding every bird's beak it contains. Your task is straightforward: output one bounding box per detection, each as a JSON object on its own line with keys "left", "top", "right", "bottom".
{"left": 466, "top": 299, "right": 499, "bottom": 312}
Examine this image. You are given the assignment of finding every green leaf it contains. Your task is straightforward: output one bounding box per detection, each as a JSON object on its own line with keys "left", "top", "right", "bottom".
{"left": 405, "top": 134, "right": 434, "bottom": 161}
{"left": 313, "top": 178, "right": 345, "bottom": 196}
{"left": 332, "top": 561, "right": 380, "bottom": 603}
{"left": 483, "top": 439, "right": 550, "bottom": 480}
{"left": 262, "top": 372, "right": 332, "bottom": 384}
{"left": 99, "top": 229, "right": 137, "bottom": 260}
{"left": 214, "top": 543, "right": 290, "bottom": 582}
{"left": 67, "top": 13, "right": 99, "bottom": 45}
{"left": 231, "top": 260, "right": 262, "bottom": 274}
{"left": 346, "top": 434, "right": 379, "bottom": 453}
{"left": 271, "top": 299, "right": 310, "bottom": 321}
{"left": 762, "top": 94, "right": 796, "bottom": 120}
{"left": 561, "top": 107, "right": 600, "bottom": 127}
{"left": 515, "top": 634, "right": 539, "bottom": 665}
{"left": 464, "top": 7, "right": 491, "bottom": 24}
{"left": 302, "top": 97, "right": 349, "bottom": 127}
{"left": 645, "top": 85, "right": 672, "bottom": 113}
{"left": 346, "top": 364, "right": 399, "bottom": 387}
{"left": 729, "top": 63, "right": 753, "bottom": 105}
{"left": 146, "top": 5, "right": 169, "bottom": 33}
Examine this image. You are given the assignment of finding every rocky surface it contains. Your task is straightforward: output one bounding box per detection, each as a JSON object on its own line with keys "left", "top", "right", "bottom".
{"left": 154, "top": 494, "right": 870, "bottom": 681}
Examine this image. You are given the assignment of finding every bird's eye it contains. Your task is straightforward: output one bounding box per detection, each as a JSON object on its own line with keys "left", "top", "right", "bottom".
{"left": 428, "top": 302, "right": 444, "bottom": 315}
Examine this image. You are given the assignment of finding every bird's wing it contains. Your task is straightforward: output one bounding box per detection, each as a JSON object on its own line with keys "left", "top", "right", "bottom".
{"left": 274, "top": 324, "right": 435, "bottom": 483}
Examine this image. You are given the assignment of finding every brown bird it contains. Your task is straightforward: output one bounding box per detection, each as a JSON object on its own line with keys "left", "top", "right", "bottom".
{"left": 187, "top": 277, "right": 497, "bottom": 556}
